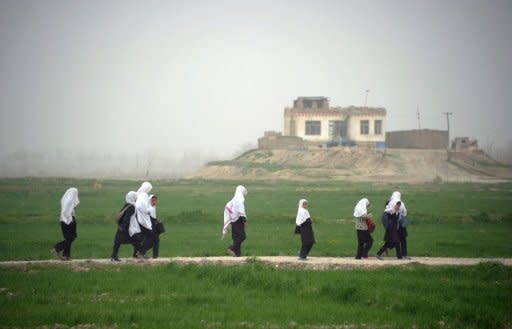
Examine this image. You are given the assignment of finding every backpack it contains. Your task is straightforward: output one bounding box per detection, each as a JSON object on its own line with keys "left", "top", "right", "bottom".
{"left": 366, "top": 218, "right": 376, "bottom": 233}
{"left": 116, "top": 204, "right": 131, "bottom": 223}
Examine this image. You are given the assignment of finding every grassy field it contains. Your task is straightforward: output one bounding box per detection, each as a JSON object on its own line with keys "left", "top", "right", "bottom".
{"left": 0, "top": 262, "right": 511, "bottom": 329}
{"left": 0, "top": 178, "right": 511, "bottom": 260}
{"left": 1, "top": 178, "right": 512, "bottom": 328}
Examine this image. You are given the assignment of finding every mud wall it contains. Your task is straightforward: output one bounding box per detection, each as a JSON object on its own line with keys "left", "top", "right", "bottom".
{"left": 386, "top": 129, "right": 449, "bottom": 149}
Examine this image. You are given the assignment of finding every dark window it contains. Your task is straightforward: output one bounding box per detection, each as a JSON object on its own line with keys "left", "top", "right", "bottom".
{"left": 305, "top": 121, "right": 321, "bottom": 135}
{"left": 374, "top": 120, "right": 382, "bottom": 135}
{"left": 360, "top": 120, "right": 369, "bottom": 135}
{"left": 329, "top": 120, "right": 345, "bottom": 137}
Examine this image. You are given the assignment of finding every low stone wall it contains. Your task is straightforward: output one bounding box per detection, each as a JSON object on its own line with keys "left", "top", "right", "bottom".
{"left": 386, "top": 129, "right": 448, "bottom": 149}
{"left": 258, "top": 135, "right": 305, "bottom": 150}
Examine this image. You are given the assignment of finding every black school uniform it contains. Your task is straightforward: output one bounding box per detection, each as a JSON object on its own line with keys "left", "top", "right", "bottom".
{"left": 229, "top": 217, "right": 247, "bottom": 257}
{"left": 376, "top": 212, "right": 402, "bottom": 259}
{"left": 356, "top": 229, "right": 373, "bottom": 259}
{"left": 54, "top": 217, "right": 77, "bottom": 258}
{"left": 111, "top": 204, "right": 143, "bottom": 259}
{"left": 150, "top": 216, "right": 162, "bottom": 258}
{"left": 297, "top": 218, "right": 315, "bottom": 259}
{"left": 398, "top": 225, "right": 408, "bottom": 257}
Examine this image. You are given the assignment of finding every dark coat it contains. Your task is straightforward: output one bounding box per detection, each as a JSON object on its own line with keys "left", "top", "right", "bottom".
{"left": 300, "top": 218, "right": 315, "bottom": 245}
{"left": 383, "top": 212, "right": 400, "bottom": 243}
{"left": 118, "top": 204, "right": 135, "bottom": 231}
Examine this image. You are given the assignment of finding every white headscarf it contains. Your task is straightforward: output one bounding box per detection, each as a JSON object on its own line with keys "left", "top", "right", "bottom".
{"left": 353, "top": 198, "right": 370, "bottom": 218}
{"left": 137, "top": 182, "right": 152, "bottom": 195}
{"left": 233, "top": 185, "right": 247, "bottom": 203}
{"left": 60, "top": 187, "right": 79, "bottom": 225}
{"left": 385, "top": 191, "right": 407, "bottom": 215}
{"left": 221, "top": 185, "right": 248, "bottom": 238}
{"left": 124, "top": 190, "right": 140, "bottom": 236}
{"left": 390, "top": 191, "right": 401, "bottom": 201}
{"left": 135, "top": 181, "right": 153, "bottom": 229}
{"left": 125, "top": 191, "right": 137, "bottom": 205}
{"left": 296, "top": 199, "right": 311, "bottom": 226}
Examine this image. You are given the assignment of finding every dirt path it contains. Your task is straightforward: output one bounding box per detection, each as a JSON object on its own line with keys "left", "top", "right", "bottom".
{"left": 1, "top": 256, "right": 511, "bottom": 270}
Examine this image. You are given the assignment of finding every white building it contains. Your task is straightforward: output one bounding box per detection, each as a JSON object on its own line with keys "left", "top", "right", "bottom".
{"left": 283, "top": 97, "right": 386, "bottom": 144}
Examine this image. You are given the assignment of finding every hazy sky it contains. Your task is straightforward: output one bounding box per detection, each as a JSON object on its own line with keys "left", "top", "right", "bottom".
{"left": 1, "top": 0, "right": 511, "bottom": 158}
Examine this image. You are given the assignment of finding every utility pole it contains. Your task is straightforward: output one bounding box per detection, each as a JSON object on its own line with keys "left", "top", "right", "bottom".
{"left": 417, "top": 105, "right": 421, "bottom": 130}
{"left": 364, "top": 89, "right": 370, "bottom": 107}
{"left": 443, "top": 112, "right": 453, "bottom": 148}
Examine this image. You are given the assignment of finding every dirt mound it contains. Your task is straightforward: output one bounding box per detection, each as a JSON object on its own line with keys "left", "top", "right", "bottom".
{"left": 190, "top": 148, "right": 512, "bottom": 183}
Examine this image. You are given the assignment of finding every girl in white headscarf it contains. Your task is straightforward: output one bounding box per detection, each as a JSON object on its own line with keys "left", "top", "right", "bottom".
{"left": 295, "top": 199, "right": 315, "bottom": 260}
{"left": 385, "top": 191, "right": 407, "bottom": 216}
{"left": 110, "top": 191, "right": 143, "bottom": 262}
{"left": 51, "top": 187, "right": 79, "bottom": 260}
{"left": 353, "top": 198, "right": 373, "bottom": 259}
{"left": 135, "top": 181, "right": 154, "bottom": 258}
{"left": 385, "top": 191, "right": 409, "bottom": 259}
{"left": 375, "top": 199, "right": 403, "bottom": 260}
{"left": 223, "top": 185, "right": 248, "bottom": 257}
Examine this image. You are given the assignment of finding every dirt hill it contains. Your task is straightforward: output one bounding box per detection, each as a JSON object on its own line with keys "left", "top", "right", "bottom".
{"left": 190, "top": 147, "right": 512, "bottom": 183}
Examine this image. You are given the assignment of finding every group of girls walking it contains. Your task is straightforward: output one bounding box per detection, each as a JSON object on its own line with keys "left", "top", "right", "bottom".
{"left": 352, "top": 191, "right": 410, "bottom": 260}
{"left": 289, "top": 190, "right": 409, "bottom": 261}
{"left": 51, "top": 182, "right": 164, "bottom": 261}
{"left": 221, "top": 186, "right": 316, "bottom": 260}
{"left": 110, "top": 183, "right": 164, "bottom": 261}
{"left": 51, "top": 183, "right": 408, "bottom": 262}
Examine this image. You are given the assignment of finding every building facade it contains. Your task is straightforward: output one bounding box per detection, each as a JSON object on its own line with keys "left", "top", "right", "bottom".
{"left": 283, "top": 97, "right": 386, "bottom": 144}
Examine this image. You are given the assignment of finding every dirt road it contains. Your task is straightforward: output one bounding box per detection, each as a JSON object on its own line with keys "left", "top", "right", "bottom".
{"left": 1, "top": 256, "right": 511, "bottom": 270}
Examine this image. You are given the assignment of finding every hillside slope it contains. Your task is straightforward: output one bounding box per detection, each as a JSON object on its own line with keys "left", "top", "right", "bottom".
{"left": 190, "top": 148, "right": 512, "bottom": 183}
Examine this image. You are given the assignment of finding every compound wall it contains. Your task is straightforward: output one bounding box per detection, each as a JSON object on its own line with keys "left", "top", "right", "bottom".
{"left": 386, "top": 129, "right": 449, "bottom": 149}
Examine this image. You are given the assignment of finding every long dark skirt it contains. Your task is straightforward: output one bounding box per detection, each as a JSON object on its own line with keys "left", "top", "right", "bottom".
{"left": 398, "top": 226, "right": 408, "bottom": 257}
{"left": 111, "top": 227, "right": 143, "bottom": 259}
{"left": 54, "top": 218, "right": 77, "bottom": 258}
{"left": 299, "top": 220, "right": 315, "bottom": 259}
{"left": 150, "top": 217, "right": 162, "bottom": 258}
{"left": 229, "top": 219, "right": 246, "bottom": 257}
{"left": 377, "top": 241, "right": 402, "bottom": 259}
{"left": 356, "top": 229, "right": 373, "bottom": 259}
{"left": 139, "top": 226, "right": 156, "bottom": 255}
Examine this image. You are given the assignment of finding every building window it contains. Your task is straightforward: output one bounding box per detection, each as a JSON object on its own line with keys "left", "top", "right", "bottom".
{"left": 360, "top": 120, "right": 369, "bottom": 135}
{"left": 374, "top": 120, "right": 382, "bottom": 135}
{"left": 305, "top": 121, "right": 321, "bottom": 135}
{"left": 329, "top": 120, "right": 345, "bottom": 138}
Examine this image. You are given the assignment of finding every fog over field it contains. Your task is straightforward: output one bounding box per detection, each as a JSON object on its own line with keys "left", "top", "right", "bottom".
{"left": 1, "top": 1, "right": 511, "bottom": 177}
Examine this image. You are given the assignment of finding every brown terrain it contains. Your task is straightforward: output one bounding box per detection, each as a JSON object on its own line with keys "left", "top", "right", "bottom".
{"left": 190, "top": 147, "right": 512, "bottom": 183}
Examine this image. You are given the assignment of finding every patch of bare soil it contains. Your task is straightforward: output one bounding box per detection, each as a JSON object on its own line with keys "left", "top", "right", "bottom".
{"left": 190, "top": 148, "right": 512, "bottom": 183}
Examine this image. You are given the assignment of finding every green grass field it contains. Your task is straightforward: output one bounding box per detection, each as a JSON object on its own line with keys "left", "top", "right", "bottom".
{"left": 1, "top": 178, "right": 512, "bottom": 328}
{"left": 1, "top": 262, "right": 511, "bottom": 329}
{"left": 1, "top": 178, "right": 511, "bottom": 259}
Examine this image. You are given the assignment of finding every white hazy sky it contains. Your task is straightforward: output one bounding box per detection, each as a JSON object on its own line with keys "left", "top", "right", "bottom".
{"left": 1, "top": 0, "right": 511, "bottom": 158}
